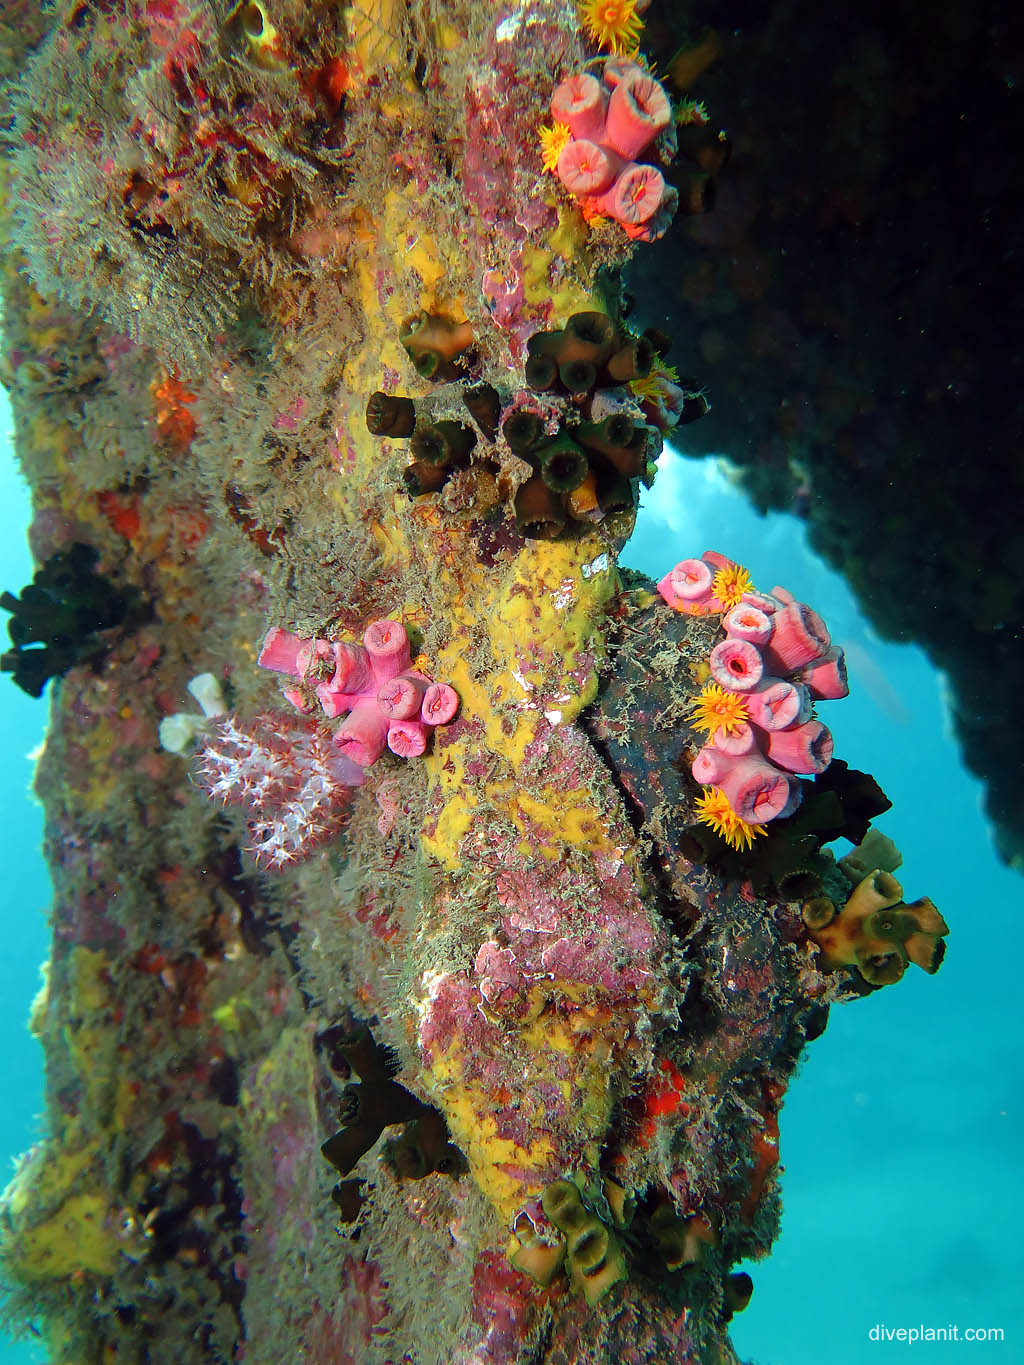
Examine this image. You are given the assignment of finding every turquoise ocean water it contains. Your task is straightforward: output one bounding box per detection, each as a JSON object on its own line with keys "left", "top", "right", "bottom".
{"left": 1, "top": 386, "right": 1019, "bottom": 1360}
{"left": 1, "top": 384, "right": 49, "bottom": 1364}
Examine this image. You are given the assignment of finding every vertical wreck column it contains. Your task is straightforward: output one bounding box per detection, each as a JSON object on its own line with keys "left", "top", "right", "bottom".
{"left": 0, "top": 2, "right": 946, "bottom": 1362}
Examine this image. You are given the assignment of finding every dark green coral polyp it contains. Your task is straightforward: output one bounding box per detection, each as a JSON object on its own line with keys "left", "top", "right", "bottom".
{"left": 338, "top": 1083, "right": 364, "bottom": 1124}
{"left": 575, "top": 413, "right": 636, "bottom": 456}
{"left": 724, "top": 1271, "right": 754, "bottom": 1316}
{"left": 412, "top": 350, "right": 441, "bottom": 379}
{"left": 537, "top": 432, "right": 589, "bottom": 492}
{"left": 526, "top": 328, "right": 565, "bottom": 360}
{"left": 542, "top": 1180, "right": 586, "bottom": 1231}
{"left": 527, "top": 312, "right": 616, "bottom": 368}
{"left": 385, "top": 1111, "right": 466, "bottom": 1181}
{"left": 605, "top": 337, "right": 655, "bottom": 383}
{"left": 562, "top": 311, "right": 616, "bottom": 364}
{"left": 515, "top": 476, "right": 566, "bottom": 538}
{"left": 524, "top": 353, "right": 559, "bottom": 391}
{"left": 321, "top": 1123, "right": 378, "bottom": 1176}
{"left": 642, "top": 325, "right": 673, "bottom": 358}
{"left": 410, "top": 420, "right": 476, "bottom": 467}
{"left": 856, "top": 949, "right": 906, "bottom": 986}
{"left": 679, "top": 391, "right": 712, "bottom": 424}
{"left": 502, "top": 410, "right": 545, "bottom": 456}
{"left": 595, "top": 471, "right": 637, "bottom": 517}
{"left": 775, "top": 866, "right": 823, "bottom": 901}
{"left": 558, "top": 359, "right": 597, "bottom": 396}
{"left": 365, "top": 390, "right": 416, "bottom": 437}
{"left": 403, "top": 461, "right": 449, "bottom": 496}
{"left": 649, "top": 1201, "right": 692, "bottom": 1269}
{"left": 574, "top": 414, "right": 649, "bottom": 477}
{"left": 462, "top": 382, "right": 501, "bottom": 441}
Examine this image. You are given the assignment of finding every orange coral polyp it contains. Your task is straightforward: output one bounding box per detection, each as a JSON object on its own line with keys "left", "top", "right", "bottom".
{"left": 694, "top": 786, "right": 765, "bottom": 851}
{"left": 579, "top": 0, "right": 644, "bottom": 55}
{"left": 539, "top": 121, "right": 572, "bottom": 173}
{"left": 712, "top": 563, "right": 753, "bottom": 609}
{"left": 689, "top": 682, "right": 750, "bottom": 739}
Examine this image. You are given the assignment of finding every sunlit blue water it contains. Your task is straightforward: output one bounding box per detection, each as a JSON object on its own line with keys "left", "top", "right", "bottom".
{"left": 1, "top": 386, "right": 49, "bottom": 1365}
{"left": 0, "top": 393, "right": 1018, "bottom": 1361}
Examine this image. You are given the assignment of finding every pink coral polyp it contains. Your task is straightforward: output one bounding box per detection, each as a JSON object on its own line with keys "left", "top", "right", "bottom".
{"left": 556, "top": 138, "right": 620, "bottom": 196}
{"left": 549, "top": 60, "right": 676, "bottom": 241}
{"left": 663, "top": 549, "right": 852, "bottom": 831}
{"left": 256, "top": 618, "right": 459, "bottom": 773}
{"left": 604, "top": 73, "right": 671, "bottom": 161}
{"left": 597, "top": 163, "right": 667, "bottom": 226}
{"left": 550, "top": 72, "right": 608, "bottom": 142}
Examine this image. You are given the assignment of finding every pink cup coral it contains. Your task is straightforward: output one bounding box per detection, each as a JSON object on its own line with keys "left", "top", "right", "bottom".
{"left": 549, "top": 60, "right": 678, "bottom": 242}
{"left": 659, "top": 550, "right": 851, "bottom": 847}
{"left": 257, "top": 618, "right": 459, "bottom": 770}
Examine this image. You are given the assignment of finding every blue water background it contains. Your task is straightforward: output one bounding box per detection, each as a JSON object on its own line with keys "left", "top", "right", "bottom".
{"left": 1, "top": 384, "right": 49, "bottom": 1364}
{"left": 0, "top": 389, "right": 1019, "bottom": 1360}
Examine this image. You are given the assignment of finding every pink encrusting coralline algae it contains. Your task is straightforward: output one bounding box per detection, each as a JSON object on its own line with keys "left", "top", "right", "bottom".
{"left": 659, "top": 550, "right": 850, "bottom": 830}
{"left": 550, "top": 59, "right": 679, "bottom": 241}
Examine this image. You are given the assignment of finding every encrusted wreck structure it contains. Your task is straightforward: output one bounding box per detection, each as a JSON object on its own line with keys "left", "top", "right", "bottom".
{"left": 0, "top": 2, "right": 946, "bottom": 1360}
